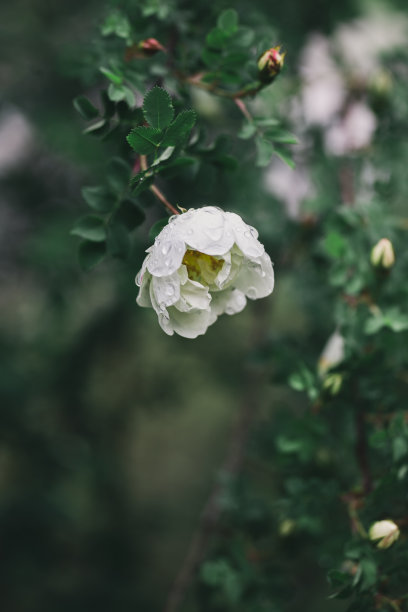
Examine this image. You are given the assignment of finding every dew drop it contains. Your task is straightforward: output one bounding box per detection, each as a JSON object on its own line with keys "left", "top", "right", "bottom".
{"left": 247, "top": 287, "right": 257, "bottom": 300}
{"left": 226, "top": 306, "right": 235, "bottom": 315}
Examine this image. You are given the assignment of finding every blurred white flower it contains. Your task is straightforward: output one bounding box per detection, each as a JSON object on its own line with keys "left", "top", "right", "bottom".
{"left": 136, "top": 206, "right": 274, "bottom": 338}
{"left": 369, "top": 520, "right": 400, "bottom": 549}
{"left": 0, "top": 108, "right": 34, "bottom": 175}
{"left": 264, "top": 160, "right": 314, "bottom": 219}
{"left": 324, "top": 102, "right": 377, "bottom": 156}
{"left": 300, "top": 34, "right": 346, "bottom": 127}
{"left": 334, "top": 12, "right": 408, "bottom": 82}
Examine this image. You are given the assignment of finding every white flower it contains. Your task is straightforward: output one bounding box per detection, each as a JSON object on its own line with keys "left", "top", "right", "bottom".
{"left": 136, "top": 206, "right": 274, "bottom": 338}
{"left": 369, "top": 520, "right": 400, "bottom": 549}
{"left": 324, "top": 102, "right": 377, "bottom": 156}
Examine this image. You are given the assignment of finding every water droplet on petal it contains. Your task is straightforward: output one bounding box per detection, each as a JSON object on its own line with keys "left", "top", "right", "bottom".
{"left": 247, "top": 287, "right": 257, "bottom": 299}
{"left": 226, "top": 306, "right": 235, "bottom": 315}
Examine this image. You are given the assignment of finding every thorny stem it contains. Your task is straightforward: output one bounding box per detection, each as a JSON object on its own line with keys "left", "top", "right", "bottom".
{"left": 139, "top": 155, "right": 180, "bottom": 216}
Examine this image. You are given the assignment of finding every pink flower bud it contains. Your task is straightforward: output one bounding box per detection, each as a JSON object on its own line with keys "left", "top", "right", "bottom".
{"left": 125, "top": 38, "right": 166, "bottom": 61}
{"left": 257, "top": 46, "right": 286, "bottom": 84}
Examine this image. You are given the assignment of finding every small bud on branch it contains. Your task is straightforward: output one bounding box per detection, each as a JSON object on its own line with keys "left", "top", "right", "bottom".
{"left": 257, "top": 46, "right": 286, "bottom": 84}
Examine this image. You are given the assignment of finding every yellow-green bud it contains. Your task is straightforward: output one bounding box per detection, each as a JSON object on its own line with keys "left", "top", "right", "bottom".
{"left": 371, "top": 238, "right": 395, "bottom": 268}
{"left": 279, "top": 519, "right": 296, "bottom": 536}
{"left": 369, "top": 520, "right": 400, "bottom": 549}
{"left": 257, "top": 46, "right": 285, "bottom": 84}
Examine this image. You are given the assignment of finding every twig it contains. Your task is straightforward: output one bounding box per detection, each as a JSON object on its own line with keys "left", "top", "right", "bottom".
{"left": 180, "top": 73, "right": 262, "bottom": 99}
{"left": 234, "top": 98, "right": 253, "bottom": 122}
{"left": 139, "top": 155, "right": 180, "bottom": 216}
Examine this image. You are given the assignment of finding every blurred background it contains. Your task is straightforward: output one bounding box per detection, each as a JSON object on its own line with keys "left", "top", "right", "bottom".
{"left": 1, "top": 0, "right": 408, "bottom": 610}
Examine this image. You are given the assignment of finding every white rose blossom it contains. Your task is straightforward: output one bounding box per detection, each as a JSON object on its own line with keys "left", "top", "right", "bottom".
{"left": 136, "top": 206, "right": 274, "bottom": 338}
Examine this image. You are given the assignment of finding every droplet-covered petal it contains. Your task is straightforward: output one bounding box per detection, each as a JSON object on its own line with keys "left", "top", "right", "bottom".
{"left": 226, "top": 212, "right": 265, "bottom": 258}
{"left": 167, "top": 307, "right": 212, "bottom": 339}
{"left": 175, "top": 206, "right": 235, "bottom": 256}
{"left": 151, "top": 271, "right": 181, "bottom": 307}
{"left": 147, "top": 226, "right": 186, "bottom": 277}
{"left": 211, "top": 288, "right": 247, "bottom": 317}
{"left": 233, "top": 252, "right": 274, "bottom": 299}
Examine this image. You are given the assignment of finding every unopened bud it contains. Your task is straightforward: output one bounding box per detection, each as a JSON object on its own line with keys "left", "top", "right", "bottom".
{"left": 257, "top": 46, "right": 285, "bottom": 84}
{"left": 369, "top": 520, "right": 400, "bottom": 549}
{"left": 318, "top": 330, "right": 345, "bottom": 376}
{"left": 125, "top": 38, "right": 166, "bottom": 61}
{"left": 323, "top": 373, "right": 343, "bottom": 395}
{"left": 279, "top": 519, "right": 296, "bottom": 536}
{"left": 371, "top": 238, "right": 395, "bottom": 269}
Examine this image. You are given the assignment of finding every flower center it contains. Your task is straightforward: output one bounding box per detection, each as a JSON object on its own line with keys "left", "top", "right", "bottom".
{"left": 182, "top": 249, "right": 224, "bottom": 285}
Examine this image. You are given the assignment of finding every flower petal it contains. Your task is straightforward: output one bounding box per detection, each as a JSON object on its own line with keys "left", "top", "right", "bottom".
{"left": 176, "top": 278, "right": 211, "bottom": 312}
{"left": 147, "top": 225, "right": 186, "bottom": 277}
{"left": 167, "top": 306, "right": 211, "bottom": 339}
{"left": 211, "top": 288, "right": 247, "bottom": 316}
{"left": 233, "top": 251, "right": 274, "bottom": 299}
{"left": 151, "top": 271, "right": 181, "bottom": 307}
{"left": 226, "top": 212, "right": 265, "bottom": 258}
{"left": 175, "top": 206, "right": 235, "bottom": 256}
{"left": 136, "top": 264, "right": 152, "bottom": 308}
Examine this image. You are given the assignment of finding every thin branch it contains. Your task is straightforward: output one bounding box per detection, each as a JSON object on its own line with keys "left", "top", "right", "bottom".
{"left": 139, "top": 155, "right": 180, "bottom": 216}
{"left": 180, "top": 72, "right": 262, "bottom": 99}
{"left": 234, "top": 98, "right": 253, "bottom": 122}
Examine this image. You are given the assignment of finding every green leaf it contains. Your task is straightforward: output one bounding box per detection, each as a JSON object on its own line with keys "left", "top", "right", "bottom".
{"left": 238, "top": 122, "right": 256, "bottom": 139}
{"left": 162, "top": 110, "right": 197, "bottom": 147}
{"left": 206, "top": 27, "right": 229, "bottom": 49}
{"left": 266, "top": 128, "right": 299, "bottom": 144}
{"left": 274, "top": 147, "right": 296, "bottom": 169}
{"left": 149, "top": 218, "right": 169, "bottom": 241}
{"left": 73, "top": 96, "right": 99, "bottom": 120}
{"left": 100, "top": 66, "right": 123, "bottom": 85}
{"left": 127, "top": 127, "right": 163, "bottom": 154}
{"left": 81, "top": 186, "right": 113, "bottom": 213}
{"left": 217, "top": 9, "right": 238, "bottom": 33}
{"left": 158, "top": 156, "right": 197, "bottom": 178}
{"left": 101, "top": 11, "right": 131, "bottom": 39}
{"left": 71, "top": 215, "right": 107, "bottom": 242}
{"left": 323, "top": 232, "right": 347, "bottom": 258}
{"left": 393, "top": 436, "right": 408, "bottom": 462}
{"left": 114, "top": 198, "right": 145, "bottom": 230}
{"left": 107, "top": 157, "right": 131, "bottom": 192}
{"left": 143, "top": 87, "right": 174, "bottom": 129}
{"left": 78, "top": 240, "right": 106, "bottom": 270}
{"left": 107, "top": 222, "right": 131, "bottom": 259}
{"left": 131, "top": 174, "right": 155, "bottom": 195}
{"left": 83, "top": 119, "right": 108, "bottom": 136}
{"left": 256, "top": 137, "right": 275, "bottom": 167}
